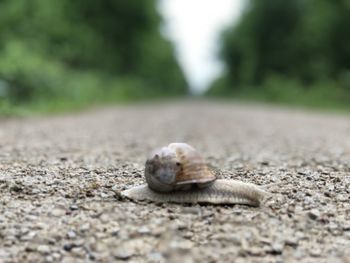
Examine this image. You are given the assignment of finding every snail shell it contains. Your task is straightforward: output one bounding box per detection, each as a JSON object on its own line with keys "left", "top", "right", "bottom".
{"left": 144, "top": 143, "right": 216, "bottom": 192}
{"left": 121, "top": 143, "right": 267, "bottom": 206}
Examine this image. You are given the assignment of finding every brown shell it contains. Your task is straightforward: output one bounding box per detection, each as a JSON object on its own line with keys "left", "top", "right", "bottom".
{"left": 168, "top": 143, "right": 216, "bottom": 187}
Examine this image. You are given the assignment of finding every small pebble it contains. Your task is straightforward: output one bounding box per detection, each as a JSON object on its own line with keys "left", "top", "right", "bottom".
{"left": 113, "top": 248, "right": 134, "bottom": 260}
{"left": 308, "top": 209, "right": 320, "bottom": 220}
{"left": 37, "top": 245, "right": 51, "bottom": 255}
{"left": 70, "top": 204, "right": 79, "bottom": 211}
{"left": 51, "top": 209, "right": 66, "bottom": 217}
{"left": 67, "top": 230, "right": 77, "bottom": 239}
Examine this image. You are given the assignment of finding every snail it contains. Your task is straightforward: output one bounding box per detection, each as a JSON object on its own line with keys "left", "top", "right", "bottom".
{"left": 121, "top": 143, "right": 267, "bottom": 206}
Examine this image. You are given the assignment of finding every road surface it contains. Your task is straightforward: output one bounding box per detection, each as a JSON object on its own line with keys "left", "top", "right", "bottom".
{"left": 0, "top": 101, "right": 349, "bottom": 262}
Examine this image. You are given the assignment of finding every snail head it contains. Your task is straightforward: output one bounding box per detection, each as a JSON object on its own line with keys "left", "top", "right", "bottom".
{"left": 144, "top": 147, "right": 181, "bottom": 192}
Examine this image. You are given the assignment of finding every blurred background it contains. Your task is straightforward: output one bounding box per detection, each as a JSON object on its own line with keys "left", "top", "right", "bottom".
{"left": 0, "top": 0, "right": 350, "bottom": 115}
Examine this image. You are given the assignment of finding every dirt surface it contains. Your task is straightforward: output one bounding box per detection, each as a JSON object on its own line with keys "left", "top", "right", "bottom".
{"left": 0, "top": 101, "right": 349, "bottom": 263}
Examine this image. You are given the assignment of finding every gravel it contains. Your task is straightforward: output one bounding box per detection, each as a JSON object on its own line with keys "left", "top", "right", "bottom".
{"left": 0, "top": 101, "right": 349, "bottom": 262}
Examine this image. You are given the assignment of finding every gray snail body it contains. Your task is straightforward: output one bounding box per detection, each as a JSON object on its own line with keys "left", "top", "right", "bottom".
{"left": 121, "top": 143, "right": 267, "bottom": 206}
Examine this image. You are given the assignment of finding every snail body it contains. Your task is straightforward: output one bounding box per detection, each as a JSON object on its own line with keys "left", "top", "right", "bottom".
{"left": 122, "top": 179, "right": 265, "bottom": 206}
{"left": 121, "top": 143, "right": 267, "bottom": 206}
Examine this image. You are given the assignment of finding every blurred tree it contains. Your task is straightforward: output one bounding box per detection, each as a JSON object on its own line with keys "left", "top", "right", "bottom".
{"left": 297, "top": 0, "right": 350, "bottom": 82}
{"left": 0, "top": 0, "right": 187, "bottom": 105}
{"left": 220, "top": 0, "right": 302, "bottom": 86}
{"left": 209, "top": 0, "right": 350, "bottom": 105}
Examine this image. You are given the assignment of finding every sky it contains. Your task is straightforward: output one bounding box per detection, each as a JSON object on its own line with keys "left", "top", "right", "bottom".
{"left": 159, "top": 0, "right": 245, "bottom": 94}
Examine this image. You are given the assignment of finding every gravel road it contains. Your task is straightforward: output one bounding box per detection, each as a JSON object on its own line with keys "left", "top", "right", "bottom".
{"left": 0, "top": 101, "right": 349, "bottom": 263}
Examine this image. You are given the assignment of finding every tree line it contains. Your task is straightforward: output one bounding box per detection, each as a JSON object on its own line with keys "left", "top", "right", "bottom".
{"left": 208, "top": 0, "right": 350, "bottom": 108}
{"left": 0, "top": 0, "right": 188, "bottom": 111}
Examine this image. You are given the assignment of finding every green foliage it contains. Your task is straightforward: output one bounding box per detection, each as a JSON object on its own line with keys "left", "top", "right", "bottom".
{"left": 0, "top": 0, "right": 188, "bottom": 114}
{"left": 209, "top": 0, "right": 350, "bottom": 109}
{"left": 221, "top": 0, "right": 302, "bottom": 85}
{"left": 209, "top": 74, "right": 350, "bottom": 110}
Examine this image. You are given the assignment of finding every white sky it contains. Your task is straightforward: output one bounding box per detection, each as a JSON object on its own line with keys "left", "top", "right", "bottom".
{"left": 159, "top": 0, "right": 245, "bottom": 94}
